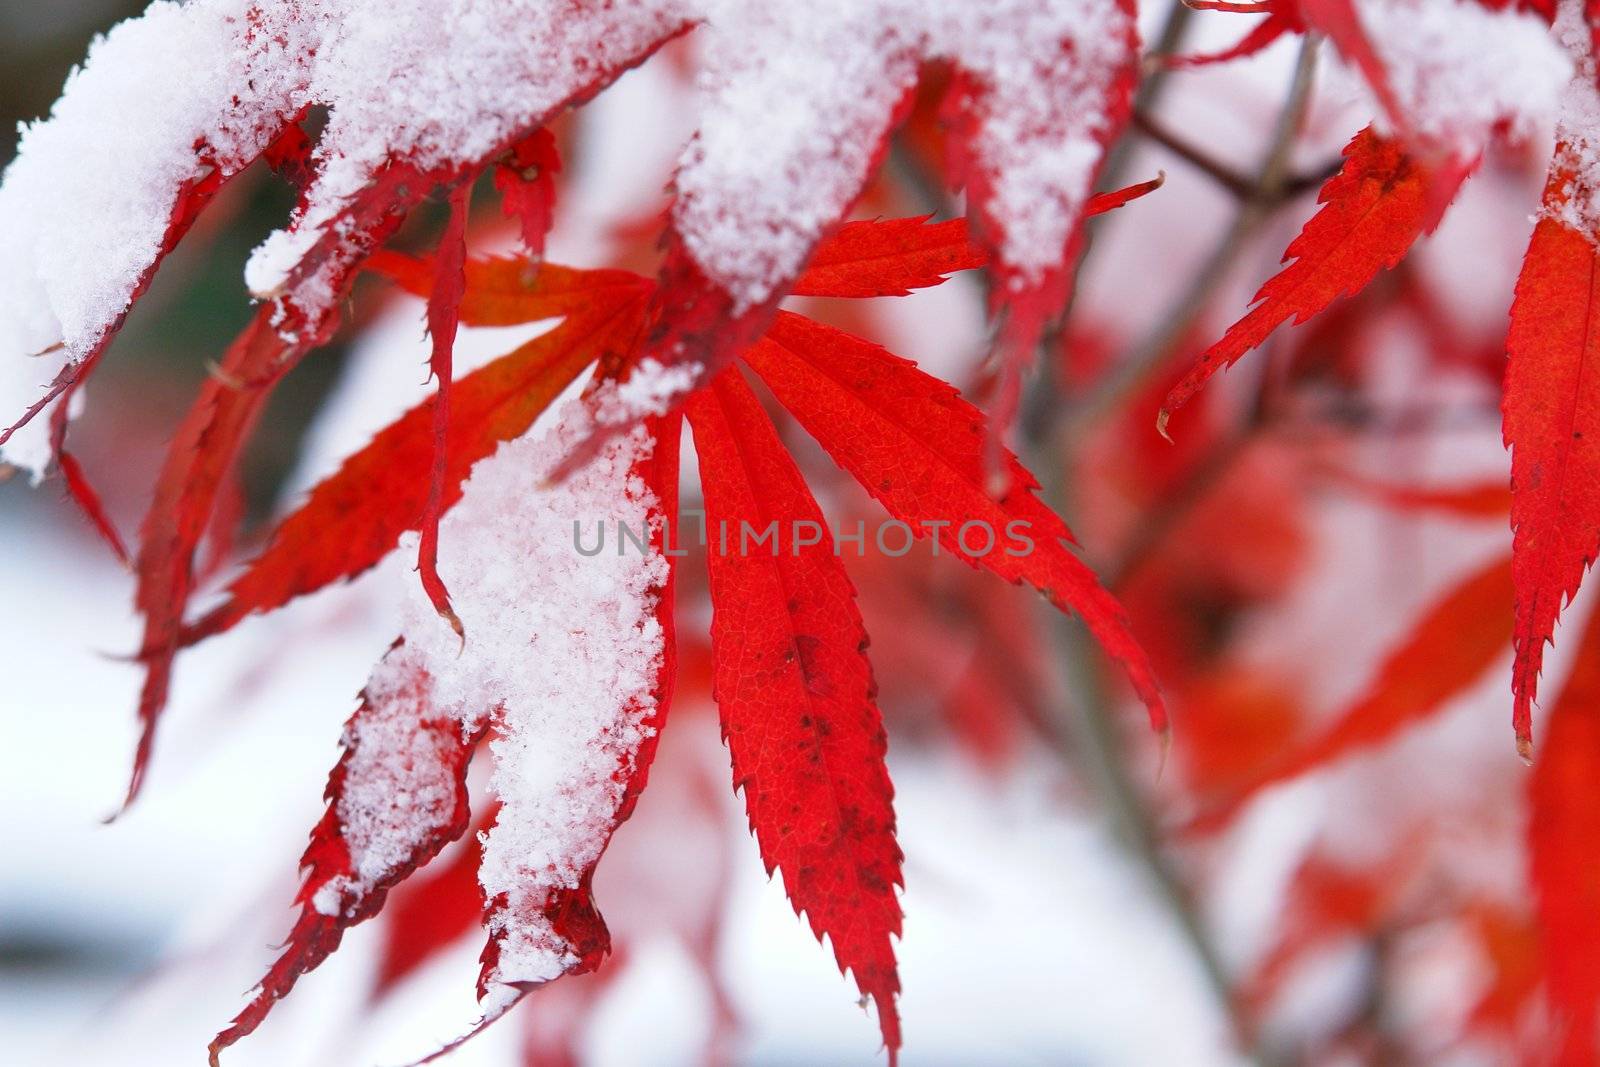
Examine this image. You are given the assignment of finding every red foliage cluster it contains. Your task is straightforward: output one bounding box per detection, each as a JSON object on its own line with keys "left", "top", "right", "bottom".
{"left": 12, "top": 0, "right": 1600, "bottom": 1063}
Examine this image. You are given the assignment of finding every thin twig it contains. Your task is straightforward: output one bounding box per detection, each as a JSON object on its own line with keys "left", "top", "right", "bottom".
{"left": 1067, "top": 35, "right": 1323, "bottom": 434}
{"left": 1132, "top": 110, "right": 1340, "bottom": 203}
{"left": 1132, "top": 110, "right": 1258, "bottom": 199}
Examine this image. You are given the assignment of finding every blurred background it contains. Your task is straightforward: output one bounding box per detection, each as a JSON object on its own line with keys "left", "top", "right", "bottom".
{"left": 0, "top": 2, "right": 1560, "bottom": 1065}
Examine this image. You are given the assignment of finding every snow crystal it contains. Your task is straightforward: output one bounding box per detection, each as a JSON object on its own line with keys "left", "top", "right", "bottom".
{"left": 1357, "top": 0, "right": 1569, "bottom": 154}
{"left": 1547, "top": 0, "right": 1600, "bottom": 236}
{"left": 374, "top": 397, "right": 668, "bottom": 995}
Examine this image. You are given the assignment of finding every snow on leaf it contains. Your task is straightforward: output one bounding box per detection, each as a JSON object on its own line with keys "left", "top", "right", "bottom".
{"left": 1190, "top": 554, "right": 1513, "bottom": 831}
{"left": 1356, "top": 0, "right": 1569, "bottom": 153}
{"left": 372, "top": 807, "right": 495, "bottom": 998}
{"left": 4, "top": 0, "right": 1151, "bottom": 479}
{"left": 685, "top": 369, "right": 903, "bottom": 1060}
{"left": 236, "top": 1, "right": 687, "bottom": 319}
{"left": 1529, "top": 606, "right": 1600, "bottom": 1067}
{"left": 209, "top": 646, "right": 486, "bottom": 1064}
{"left": 743, "top": 310, "right": 1166, "bottom": 736}
{"left": 941, "top": 0, "right": 1137, "bottom": 436}
{"left": 584, "top": 0, "right": 1147, "bottom": 446}
{"left": 1161, "top": 127, "right": 1456, "bottom": 435}
{"left": 0, "top": 1, "right": 298, "bottom": 477}
{"left": 233, "top": 401, "right": 681, "bottom": 1064}
{"left": 443, "top": 405, "right": 677, "bottom": 1027}
{"left": 183, "top": 293, "right": 647, "bottom": 647}
{"left": 0, "top": 0, "right": 686, "bottom": 474}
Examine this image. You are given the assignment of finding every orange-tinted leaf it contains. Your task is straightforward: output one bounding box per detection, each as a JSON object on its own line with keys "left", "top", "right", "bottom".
{"left": 790, "top": 215, "right": 987, "bottom": 298}
{"left": 209, "top": 645, "right": 486, "bottom": 1063}
{"left": 686, "top": 370, "right": 903, "bottom": 1059}
{"left": 184, "top": 297, "right": 646, "bottom": 646}
{"left": 1192, "top": 554, "right": 1512, "bottom": 829}
{"left": 744, "top": 310, "right": 1166, "bottom": 735}
{"left": 1162, "top": 127, "right": 1453, "bottom": 432}
{"left": 1529, "top": 607, "right": 1600, "bottom": 1067}
{"left": 1505, "top": 156, "right": 1600, "bottom": 758}
{"left": 366, "top": 251, "right": 648, "bottom": 327}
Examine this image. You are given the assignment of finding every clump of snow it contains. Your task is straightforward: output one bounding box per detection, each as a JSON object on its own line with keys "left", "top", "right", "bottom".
{"left": 1547, "top": 0, "right": 1600, "bottom": 236}
{"left": 598, "top": 358, "right": 700, "bottom": 426}
{"left": 311, "top": 662, "right": 468, "bottom": 918}
{"left": 0, "top": 0, "right": 295, "bottom": 479}
{"left": 677, "top": 0, "right": 1135, "bottom": 309}
{"left": 1357, "top": 0, "right": 1569, "bottom": 154}
{"left": 377, "top": 398, "right": 668, "bottom": 1000}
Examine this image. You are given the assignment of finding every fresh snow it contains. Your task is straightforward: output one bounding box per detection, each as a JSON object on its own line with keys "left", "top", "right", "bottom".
{"left": 1357, "top": 0, "right": 1569, "bottom": 155}
{"left": 680, "top": 0, "right": 1134, "bottom": 308}
{"left": 310, "top": 662, "right": 467, "bottom": 918}
{"left": 1549, "top": 0, "right": 1600, "bottom": 236}
{"left": 0, "top": 0, "right": 1133, "bottom": 474}
{"left": 375, "top": 397, "right": 668, "bottom": 1002}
